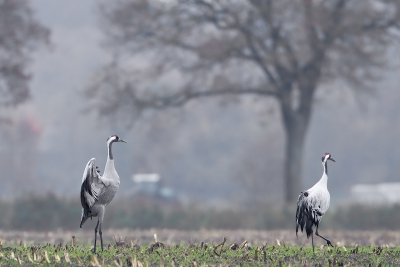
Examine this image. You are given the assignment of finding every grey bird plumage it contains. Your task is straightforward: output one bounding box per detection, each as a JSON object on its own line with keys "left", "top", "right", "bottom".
{"left": 296, "top": 153, "right": 335, "bottom": 252}
{"left": 80, "top": 135, "right": 126, "bottom": 253}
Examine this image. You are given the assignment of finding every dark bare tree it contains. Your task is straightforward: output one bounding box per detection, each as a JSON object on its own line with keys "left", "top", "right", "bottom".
{"left": 86, "top": 0, "right": 400, "bottom": 203}
{"left": 0, "top": 0, "right": 50, "bottom": 119}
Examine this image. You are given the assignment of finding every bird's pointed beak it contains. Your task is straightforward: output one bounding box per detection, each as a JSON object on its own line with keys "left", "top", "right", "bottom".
{"left": 119, "top": 139, "right": 127, "bottom": 143}
{"left": 329, "top": 158, "right": 335, "bottom": 162}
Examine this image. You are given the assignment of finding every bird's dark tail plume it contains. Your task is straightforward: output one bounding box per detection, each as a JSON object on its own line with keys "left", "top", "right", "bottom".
{"left": 80, "top": 210, "right": 88, "bottom": 228}
{"left": 296, "top": 192, "right": 315, "bottom": 238}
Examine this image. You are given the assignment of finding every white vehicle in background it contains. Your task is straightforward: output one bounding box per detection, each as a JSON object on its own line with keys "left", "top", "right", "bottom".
{"left": 350, "top": 182, "right": 400, "bottom": 205}
{"left": 132, "top": 173, "right": 177, "bottom": 200}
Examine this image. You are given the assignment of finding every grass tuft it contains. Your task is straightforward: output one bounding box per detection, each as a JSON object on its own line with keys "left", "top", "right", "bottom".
{"left": 0, "top": 238, "right": 400, "bottom": 266}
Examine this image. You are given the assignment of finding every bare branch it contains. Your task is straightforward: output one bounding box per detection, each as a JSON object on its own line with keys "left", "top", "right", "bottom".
{"left": 154, "top": 87, "right": 277, "bottom": 109}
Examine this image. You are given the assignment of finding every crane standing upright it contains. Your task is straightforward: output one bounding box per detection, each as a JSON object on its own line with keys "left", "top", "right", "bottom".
{"left": 296, "top": 153, "right": 335, "bottom": 252}
{"left": 80, "top": 135, "right": 127, "bottom": 253}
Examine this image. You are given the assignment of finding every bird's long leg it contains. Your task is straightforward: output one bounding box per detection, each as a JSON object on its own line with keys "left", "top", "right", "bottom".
{"left": 99, "top": 222, "right": 103, "bottom": 251}
{"left": 94, "top": 220, "right": 100, "bottom": 253}
{"left": 315, "top": 227, "right": 333, "bottom": 247}
{"left": 311, "top": 230, "right": 314, "bottom": 253}
{"left": 97, "top": 206, "right": 106, "bottom": 252}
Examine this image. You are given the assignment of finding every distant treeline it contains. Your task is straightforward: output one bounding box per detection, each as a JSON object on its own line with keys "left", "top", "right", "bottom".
{"left": 0, "top": 193, "right": 398, "bottom": 231}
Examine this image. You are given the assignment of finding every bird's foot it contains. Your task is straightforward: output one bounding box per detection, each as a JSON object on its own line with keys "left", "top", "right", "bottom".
{"left": 326, "top": 240, "right": 334, "bottom": 247}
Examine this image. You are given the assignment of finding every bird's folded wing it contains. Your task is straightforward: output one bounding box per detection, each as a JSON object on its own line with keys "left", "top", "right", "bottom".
{"left": 81, "top": 158, "right": 104, "bottom": 209}
{"left": 305, "top": 191, "right": 327, "bottom": 224}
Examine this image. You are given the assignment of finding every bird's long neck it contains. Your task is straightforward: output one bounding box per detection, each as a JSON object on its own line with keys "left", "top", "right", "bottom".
{"left": 318, "top": 160, "right": 328, "bottom": 188}
{"left": 108, "top": 141, "right": 114, "bottom": 160}
{"left": 104, "top": 141, "right": 118, "bottom": 178}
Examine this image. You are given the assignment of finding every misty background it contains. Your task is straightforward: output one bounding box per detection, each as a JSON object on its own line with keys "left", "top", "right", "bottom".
{"left": 0, "top": 0, "right": 400, "bottom": 230}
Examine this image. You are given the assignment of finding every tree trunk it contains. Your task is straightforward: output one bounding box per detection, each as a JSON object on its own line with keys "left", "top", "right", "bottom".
{"left": 279, "top": 82, "right": 315, "bottom": 203}
{"left": 282, "top": 111, "right": 309, "bottom": 203}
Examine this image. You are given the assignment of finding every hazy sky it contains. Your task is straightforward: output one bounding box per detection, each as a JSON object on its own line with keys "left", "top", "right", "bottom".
{"left": 8, "top": 1, "right": 400, "bottom": 205}
{"left": 29, "top": 1, "right": 105, "bottom": 124}
{"left": 21, "top": 1, "right": 124, "bottom": 194}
